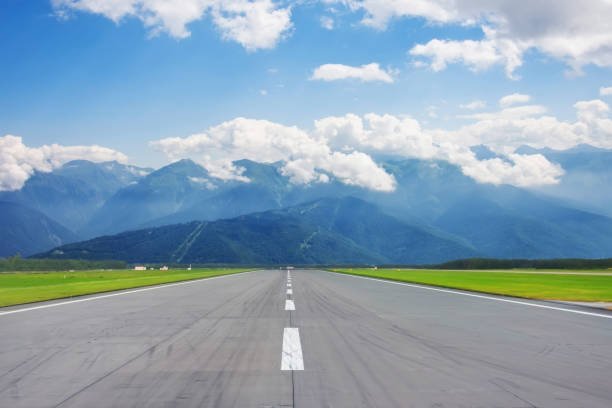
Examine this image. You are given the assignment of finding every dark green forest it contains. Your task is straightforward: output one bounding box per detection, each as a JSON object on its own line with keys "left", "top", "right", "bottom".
{"left": 0, "top": 255, "right": 127, "bottom": 272}
{"left": 428, "top": 258, "right": 612, "bottom": 270}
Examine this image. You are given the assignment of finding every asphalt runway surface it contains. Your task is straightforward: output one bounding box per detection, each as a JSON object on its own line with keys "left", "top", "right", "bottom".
{"left": 1, "top": 269, "right": 611, "bottom": 407}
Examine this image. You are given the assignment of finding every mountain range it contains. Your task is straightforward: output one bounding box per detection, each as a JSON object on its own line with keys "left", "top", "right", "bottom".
{"left": 3, "top": 145, "right": 612, "bottom": 263}
{"left": 36, "top": 197, "right": 477, "bottom": 264}
{"left": 0, "top": 160, "right": 152, "bottom": 233}
{"left": 0, "top": 201, "right": 78, "bottom": 257}
{"left": 516, "top": 144, "right": 612, "bottom": 217}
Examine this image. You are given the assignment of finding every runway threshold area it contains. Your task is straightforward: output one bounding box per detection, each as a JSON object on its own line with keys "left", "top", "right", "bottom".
{"left": 1, "top": 269, "right": 611, "bottom": 407}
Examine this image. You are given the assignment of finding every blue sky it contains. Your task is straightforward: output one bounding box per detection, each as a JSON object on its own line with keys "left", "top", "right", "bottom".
{"left": 1, "top": 0, "right": 611, "bottom": 191}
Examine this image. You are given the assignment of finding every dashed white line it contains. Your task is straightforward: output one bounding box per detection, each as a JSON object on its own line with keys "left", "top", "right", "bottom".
{"left": 281, "top": 328, "right": 304, "bottom": 370}
{"left": 282, "top": 271, "right": 303, "bottom": 371}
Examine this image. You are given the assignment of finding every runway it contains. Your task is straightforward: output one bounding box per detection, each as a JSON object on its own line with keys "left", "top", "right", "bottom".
{"left": 1, "top": 269, "right": 611, "bottom": 407}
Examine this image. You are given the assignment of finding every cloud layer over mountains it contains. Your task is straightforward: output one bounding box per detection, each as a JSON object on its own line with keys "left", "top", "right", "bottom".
{"left": 149, "top": 96, "right": 612, "bottom": 190}
{"left": 149, "top": 117, "right": 397, "bottom": 191}
{"left": 0, "top": 135, "right": 128, "bottom": 191}
{"left": 4, "top": 94, "right": 610, "bottom": 192}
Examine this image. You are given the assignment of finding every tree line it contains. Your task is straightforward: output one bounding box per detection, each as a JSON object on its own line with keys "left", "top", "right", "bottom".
{"left": 0, "top": 255, "right": 127, "bottom": 272}
{"left": 427, "top": 257, "right": 612, "bottom": 270}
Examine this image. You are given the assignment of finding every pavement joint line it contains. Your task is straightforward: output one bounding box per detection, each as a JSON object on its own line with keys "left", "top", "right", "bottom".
{"left": 285, "top": 299, "right": 296, "bottom": 311}
{"left": 0, "top": 270, "right": 259, "bottom": 317}
{"left": 326, "top": 271, "right": 612, "bottom": 320}
{"left": 281, "top": 328, "right": 304, "bottom": 370}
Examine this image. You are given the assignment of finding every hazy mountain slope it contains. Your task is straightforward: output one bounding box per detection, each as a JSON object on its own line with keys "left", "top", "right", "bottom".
{"left": 282, "top": 197, "right": 478, "bottom": 263}
{"left": 0, "top": 160, "right": 151, "bottom": 231}
{"left": 367, "top": 157, "right": 612, "bottom": 259}
{"left": 0, "top": 201, "right": 79, "bottom": 257}
{"left": 363, "top": 159, "right": 482, "bottom": 223}
{"left": 435, "top": 195, "right": 612, "bottom": 259}
{"left": 89, "top": 158, "right": 377, "bottom": 232}
{"left": 91, "top": 158, "right": 476, "bottom": 234}
{"left": 77, "top": 156, "right": 612, "bottom": 261}
{"left": 83, "top": 159, "right": 218, "bottom": 237}
{"left": 13, "top": 151, "right": 612, "bottom": 262}
{"left": 517, "top": 144, "right": 612, "bottom": 216}
{"left": 36, "top": 197, "right": 476, "bottom": 264}
{"left": 139, "top": 159, "right": 291, "bottom": 227}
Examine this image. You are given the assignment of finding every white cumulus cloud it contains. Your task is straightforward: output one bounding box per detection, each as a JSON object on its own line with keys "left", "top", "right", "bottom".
{"left": 458, "top": 153, "right": 564, "bottom": 188}
{"left": 499, "top": 93, "right": 531, "bottom": 107}
{"left": 311, "top": 63, "right": 395, "bottom": 83}
{"left": 320, "top": 16, "right": 334, "bottom": 30}
{"left": 458, "top": 104, "right": 546, "bottom": 121}
{"left": 409, "top": 33, "right": 524, "bottom": 79}
{"left": 313, "top": 112, "right": 564, "bottom": 187}
{"left": 437, "top": 99, "right": 612, "bottom": 154}
{"left": 211, "top": 0, "right": 292, "bottom": 51}
{"left": 152, "top": 97, "right": 612, "bottom": 190}
{"left": 332, "top": 0, "right": 612, "bottom": 78}
{"left": 0, "top": 135, "right": 128, "bottom": 191}
{"left": 601, "top": 86, "right": 612, "bottom": 96}
{"left": 150, "top": 96, "right": 612, "bottom": 190}
{"left": 149, "top": 117, "right": 397, "bottom": 191}
{"left": 52, "top": 0, "right": 292, "bottom": 51}
{"left": 459, "top": 100, "right": 486, "bottom": 110}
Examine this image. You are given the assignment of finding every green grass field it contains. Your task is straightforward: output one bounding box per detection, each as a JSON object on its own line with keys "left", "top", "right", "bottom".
{"left": 331, "top": 268, "right": 612, "bottom": 302}
{"left": 0, "top": 268, "right": 251, "bottom": 307}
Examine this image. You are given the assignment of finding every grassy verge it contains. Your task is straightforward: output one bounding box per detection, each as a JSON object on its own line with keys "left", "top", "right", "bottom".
{"left": 0, "top": 268, "right": 252, "bottom": 307}
{"left": 330, "top": 268, "right": 612, "bottom": 302}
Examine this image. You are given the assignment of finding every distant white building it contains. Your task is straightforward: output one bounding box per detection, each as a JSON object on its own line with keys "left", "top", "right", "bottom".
{"left": 160, "top": 266, "right": 169, "bottom": 271}
{"left": 134, "top": 266, "right": 146, "bottom": 271}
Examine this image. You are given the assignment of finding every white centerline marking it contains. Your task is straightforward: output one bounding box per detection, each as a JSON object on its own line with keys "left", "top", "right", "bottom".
{"left": 287, "top": 283, "right": 292, "bottom": 288}
{"left": 287, "top": 288, "right": 293, "bottom": 295}
{"left": 285, "top": 299, "right": 295, "bottom": 311}
{"left": 0, "top": 271, "right": 258, "bottom": 317}
{"left": 327, "top": 271, "right": 612, "bottom": 320}
{"left": 281, "top": 328, "right": 304, "bottom": 370}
